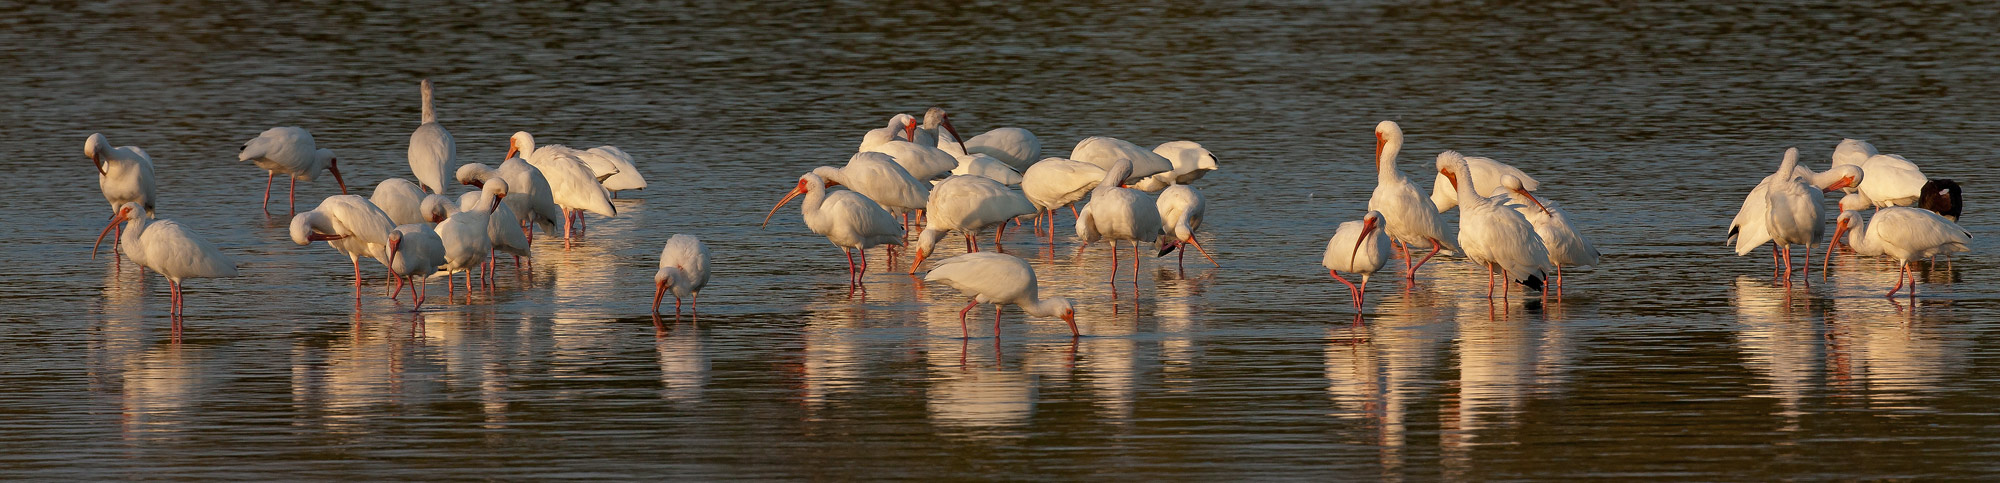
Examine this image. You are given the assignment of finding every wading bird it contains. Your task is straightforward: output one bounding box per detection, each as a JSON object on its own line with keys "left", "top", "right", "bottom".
{"left": 653, "top": 234, "right": 711, "bottom": 317}
{"left": 921, "top": 252, "right": 1078, "bottom": 339}
{"left": 93, "top": 203, "right": 238, "bottom": 321}
{"left": 240, "top": 126, "right": 346, "bottom": 214}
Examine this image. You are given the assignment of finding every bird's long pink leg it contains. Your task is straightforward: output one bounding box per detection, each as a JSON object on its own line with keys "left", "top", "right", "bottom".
{"left": 1358, "top": 278, "right": 1370, "bottom": 311}
{"left": 1330, "top": 269, "right": 1360, "bottom": 309}
{"left": 1554, "top": 264, "right": 1564, "bottom": 298}
{"left": 1410, "top": 238, "right": 1444, "bottom": 277}
{"left": 958, "top": 299, "right": 978, "bottom": 338}
{"left": 262, "top": 172, "right": 276, "bottom": 213}
{"left": 1131, "top": 240, "right": 1140, "bottom": 284}
{"left": 1803, "top": 243, "right": 1814, "bottom": 286}
{"left": 351, "top": 259, "right": 363, "bottom": 293}
{"left": 1886, "top": 262, "right": 1907, "bottom": 298}
{"left": 415, "top": 278, "right": 427, "bottom": 311}
{"left": 562, "top": 208, "right": 574, "bottom": 250}
{"left": 391, "top": 274, "right": 405, "bottom": 300}
{"left": 844, "top": 248, "right": 857, "bottom": 288}
{"left": 1485, "top": 264, "right": 1496, "bottom": 298}
{"left": 994, "top": 305, "right": 1003, "bottom": 338}
{"left": 288, "top": 176, "right": 297, "bottom": 214}
{"left": 964, "top": 233, "right": 975, "bottom": 253}
{"left": 1781, "top": 245, "right": 1794, "bottom": 286}
{"left": 994, "top": 224, "right": 1007, "bottom": 252}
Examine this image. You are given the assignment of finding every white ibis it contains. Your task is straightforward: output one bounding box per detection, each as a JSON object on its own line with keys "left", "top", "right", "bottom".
{"left": 1429, "top": 154, "right": 1539, "bottom": 213}
{"left": 92, "top": 203, "right": 239, "bottom": 321}
{"left": 1020, "top": 157, "right": 1105, "bottom": 244}
{"left": 370, "top": 178, "right": 431, "bottom": 226}
{"left": 407, "top": 79, "right": 456, "bottom": 194}
{"left": 909, "top": 175, "right": 1036, "bottom": 271}
{"left": 458, "top": 159, "right": 563, "bottom": 241}
{"left": 763, "top": 173, "right": 906, "bottom": 291}
{"left": 1366, "top": 121, "right": 1456, "bottom": 279}
{"left": 808, "top": 151, "right": 931, "bottom": 226}
{"left": 239, "top": 126, "right": 346, "bottom": 214}
{"left": 1323, "top": 211, "right": 1390, "bottom": 311}
{"left": 1828, "top": 207, "right": 1971, "bottom": 299}
{"left": 1438, "top": 151, "right": 1551, "bottom": 297}
{"left": 858, "top": 113, "right": 918, "bottom": 152}
{"left": 1853, "top": 154, "right": 1930, "bottom": 208}
{"left": 1760, "top": 148, "right": 1837, "bottom": 286}
{"left": 920, "top": 252, "right": 1078, "bottom": 338}
{"left": 509, "top": 131, "right": 615, "bottom": 248}
{"left": 1498, "top": 175, "right": 1600, "bottom": 292}
{"left": 1728, "top": 159, "right": 1861, "bottom": 270}
{"left": 459, "top": 190, "right": 532, "bottom": 278}
{"left": 911, "top": 107, "right": 970, "bottom": 155}
{"left": 867, "top": 138, "right": 959, "bottom": 182}
{"left": 1132, "top": 141, "right": 1220, "bottom": 193}
{"left": 1075, "top": 158, "right": 1164, "bottom": 286}
{"left": 580, "top": 146, "right": 647, "bottom": 196}
{"left": 385, "top": 223, "right": 446, "bottom": 311}
{"left": 653, "top": 234, "right": 712, "bottom": 316}
{"left": 1153, "top": 181, "right": 1217, "bottom": 269}
{"left": 289, "top": 195, "right": 397, "bottom": 291}
{"left": 1829, "top": 138, "right": 1876, "bottom": 170}
{"left": 946, "top": 152, "right": 1024, "bottom": 186}
{"left": 954, "top": 127, "right": 1041, "bottom": 172}
{"left": 1070, "top": 136, "right": 1173, "bottom": 183}
{"left": 435, "top": 180, "right": 507, "bottom": 298}
{"left": 86, "top": 133, "right": 157, "bottom": 217}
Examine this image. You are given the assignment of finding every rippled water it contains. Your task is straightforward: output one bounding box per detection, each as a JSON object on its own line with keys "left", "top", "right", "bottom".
{"left": 6, "top": 0, "right": 2000, "bottom": 478}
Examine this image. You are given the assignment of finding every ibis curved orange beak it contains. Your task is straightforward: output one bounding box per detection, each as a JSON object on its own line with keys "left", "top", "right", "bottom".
{"left": 1373, "top": 133, "right": 1385, "bottom": 168}
{"left": 1350, "top": 217, "right": 1378, "bottom": 263}
{"left": 328, "top": 158, "right": 348, "bottom": 194}
{"left": 91, "top": 206, "right": 133, "bottom": 260}
{"left": 942, "top": 115, "right": 967, "bottom": 153}
{"left": 1061, "top": 311, "right": 1078, "bottom": 337}
{"left": 1516, "top": 189, "right": 1549, "bottom": 214}
{"left": 91, "top": 152, "right": 106, "bottom": 176}
{"left": 1823, "top": 217, "right": 1849, "bottom": 277}
{"left": 761, "top": 180, "right": 809, "bottom": 227}
{"left": 652, "top": 279, "right": 668, "bottom": 313}
{"left": 908, "top": 248, "right": 930, "bottom": 274}
{"left": 1823, "top": 176, "right": 1856, "bottom": 192}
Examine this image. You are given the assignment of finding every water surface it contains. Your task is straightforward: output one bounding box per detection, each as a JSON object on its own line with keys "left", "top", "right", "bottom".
{"left": 5, "top": 0, "right": 2000, "bottom": 479}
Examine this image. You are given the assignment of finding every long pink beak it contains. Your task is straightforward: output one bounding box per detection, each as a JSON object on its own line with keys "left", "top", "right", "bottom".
{"left": 762, "top": 185, "right": 806, "bottom": 227}
{"left": 92, "top": 208, "right": 131, "bottom": 260}
{"left": 942, "top": 115, "right": 967, "bottom": 153}
{"left": 652, "top": 279, "right": 668, "bottom": 313}
{"left": 1350, "top": 219, "right": 1378, "bottom": 264}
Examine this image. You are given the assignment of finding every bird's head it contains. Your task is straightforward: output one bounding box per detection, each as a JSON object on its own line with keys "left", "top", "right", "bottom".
{"left": 386, "top": 230, "right": 404, "bottom": 270}
{"left": 762, "top": 174, "right": 823, "bottom": 227}
{"left": 1435, "top": 151, "right": 1466, "bottom": 191}
{"left": 316, "top": 149, "right": 347, "bottom": 194}
{"left": 506, "top": 132, "right": 536, "bottom": 160}
{"left": 1500, "top": 175, "right": 1548, "bottom": 214}
{"left": 1373, "top": 121, "right": 1401, "bottom": 167}
{"left": 85, "top": 133, "right": 110, "bottom": 175}
{"left": 91, "top": 203, "right": 141, "bottom": 260}
{"left": 456, "top": 163, "right": 491, "bottom": 188}
{"left": 1823, "top": 165, "right": 1864, "bottom": 192}
{"left": 908, "top": 229, "right": 945, "bottom": 273}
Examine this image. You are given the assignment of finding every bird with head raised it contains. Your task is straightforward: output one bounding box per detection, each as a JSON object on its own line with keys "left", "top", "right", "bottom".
{"left": 1439, "top": 150, "right": 1550, "bottom": 297}
{"left": 763, "top": 173, "right": 906, "bottom": 293}
{"left": 1366, "top": 121, "right": 1456, "bottom": 279}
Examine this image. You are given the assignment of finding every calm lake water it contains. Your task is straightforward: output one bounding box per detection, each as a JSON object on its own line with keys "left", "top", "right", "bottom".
{"left": 5, "top": 0, "right": 1999, "bottom": 479}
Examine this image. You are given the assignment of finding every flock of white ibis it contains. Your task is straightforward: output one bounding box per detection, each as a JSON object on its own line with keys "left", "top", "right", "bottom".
{"left": 85, "top": 80, "right": 1973, "bottom": 337}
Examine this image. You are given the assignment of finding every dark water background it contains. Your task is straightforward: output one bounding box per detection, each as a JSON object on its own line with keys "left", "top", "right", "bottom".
{"left": 3, "top": 0, "right": 1998, "bottom": 479}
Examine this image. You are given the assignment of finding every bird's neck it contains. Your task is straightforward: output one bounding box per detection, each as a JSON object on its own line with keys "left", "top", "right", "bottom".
{"left": 1020, "top": 295, "right": 1062, "bottom": 318}
{"left": 1455, "top": 169, "right": 1479, "bottom": 205}
{"left": 421, "top": 85, "right": 436, "bottom": 125}
{"left": 1376, "top": 139, "right": 1402, "bottom": 182}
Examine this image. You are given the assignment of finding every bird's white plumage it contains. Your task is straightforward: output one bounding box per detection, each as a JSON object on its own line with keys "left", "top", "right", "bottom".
{"left": 913, "top": 175, "right": 1036, "bottom": 262}
{"left": 1762, "top": 149, "right": 1829, "bottom": 256}
{"left": 583, "top": 146, "right": 647, "bottom": 193}
{"left": 1075, "top": 159, "right": 1163, "bottom": 245}
{"left": 289, "top": 195, "right": 398, "bottom": 270}
{"left": 461, "top": 191, "right": 530, "bottom": 258}
{"left": 960, "top": 127, "right": 1041, "bottom": 172}
{"left": 1430, "top": 155, "right": 1539, "bottom": 213}
{"left": 858, "top": 113, "right": 918, "bottom": 153}
{"left": 812, "top": 151, "right": 931, "bottom": 215}
{"left": 1727, "top": 162, "right": 1861, "bottom": 255}
{"left": 1021, "top": 157, "right": 1105, "bottom": 217}
{"left": 459, "top": 159, "right": 562, "bottom": 235}
{"left": 408, "top": 79, "right": 456, "bottom": 194}
{"left": 655, "top": 234, "right": 711, "bottom": 302}
{"left": 1133, "top": 141, "right": 1220, "bottom": 192}
{"left": 788, "top": 173, "right": 906, "bottom": 251}
{"left": 922, "top": 252, "right": 1077, "bottom": 336}
{"left": 511, "top": 131, "right": 616, "bottom": 218}
{"left": 103, "top": 203, "right": 238, "bottom": 283}
{"left": 386, "top": 223, "right": 447, "bottom": 281}
{"left": 1843, "top": 207, "right": 1971, "bottom": 262}
{"left": 946, "top": 152, "right": 1024, "bottom": 186}
{"left": 1324, "top": 212, "right": 1390, "bottom": 275}
{"left": 1155, "top": 183, "right": 1207, "bottom": 244}
{"left": 1498, "top": 175, "right": 1600, "bottom": 269}
{"left": 1440, "top": 151, "right": 1550, "bottom": 288}
{"left": 1829, "top": 138, "right": 1877, "bottom": 169}
{"left": 371, "top": 178, "right": 431, "bottom": 226}
{"left": 241, "top": 126, "right": 337, "bottom": 183}
{"left": 434, "top": 182, "right": 505, "bottom": 276}
{"left": 1366, "top": 121, "right": 1456, "bottom": 254}
{"left": 1070, "top": 136, "right": 1173, "bottom": 183}
{"left": 1854, "top": 154, "right": 1927, "bottom": 208}
{"left": 867, "top": 140, "right": 958, "bottom": 182}
{"left": 86, "top": 133, "right": 158, "bottom": 217}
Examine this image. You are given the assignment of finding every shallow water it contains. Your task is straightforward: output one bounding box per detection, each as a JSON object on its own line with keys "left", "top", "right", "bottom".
{"left": 5, "top": 0, "right": 2000, "bottom": 479}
